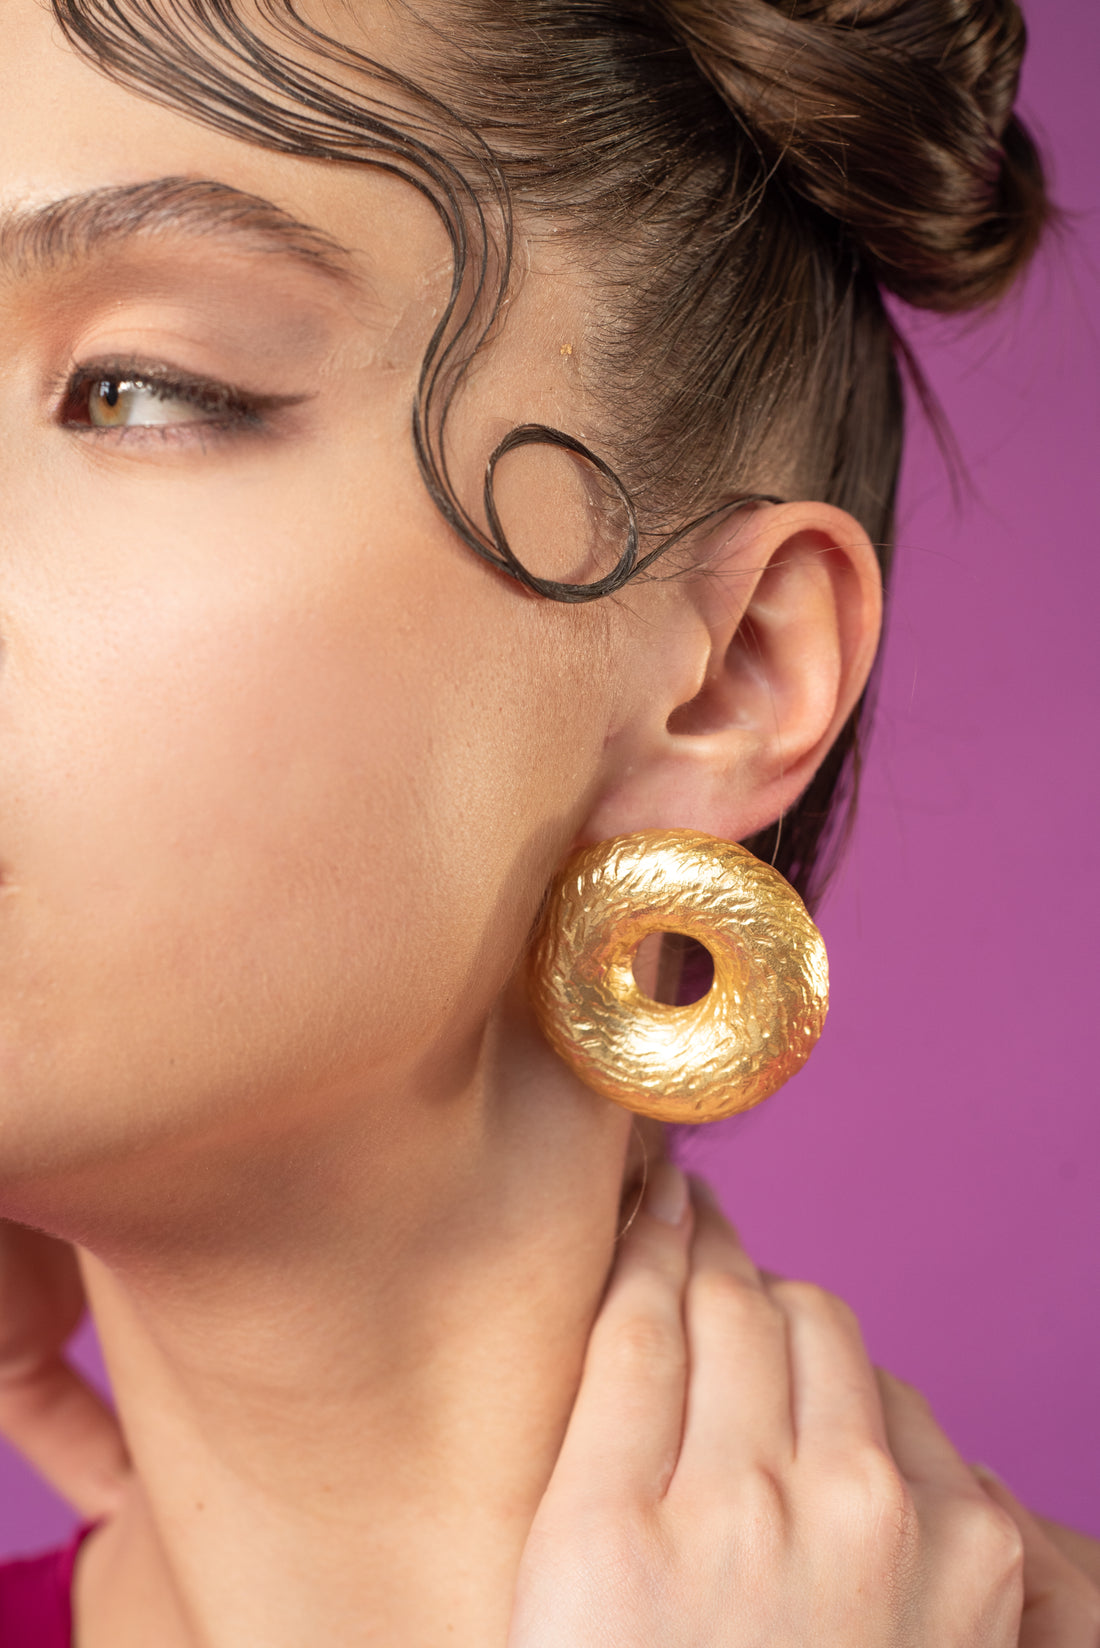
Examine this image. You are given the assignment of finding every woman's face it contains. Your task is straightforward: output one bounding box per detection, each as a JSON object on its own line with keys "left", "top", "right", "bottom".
{"left": 0, "top": 0, "right": 650, "bottom": 1189}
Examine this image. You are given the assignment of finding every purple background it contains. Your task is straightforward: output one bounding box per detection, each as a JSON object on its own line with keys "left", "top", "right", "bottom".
{"left": 2, "top": 0, "right": 1097, "bottom": 1558}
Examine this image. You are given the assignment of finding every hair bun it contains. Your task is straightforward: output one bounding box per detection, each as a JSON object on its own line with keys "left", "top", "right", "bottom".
{"left": 655, "top": 0, "right": 1049, "bottom": 311}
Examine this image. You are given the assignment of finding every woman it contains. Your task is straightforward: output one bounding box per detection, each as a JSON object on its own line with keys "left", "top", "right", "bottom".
{"left": 0, "top": 0, "right": 1097, "bottom": 1641}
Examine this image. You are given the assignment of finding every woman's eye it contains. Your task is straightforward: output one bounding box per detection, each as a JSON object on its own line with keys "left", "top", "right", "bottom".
{"left": 57, "top": 366, "right": 276, "bottom": 437}
{"left": 86, "top": 377, "right": 215, "bottom": 430}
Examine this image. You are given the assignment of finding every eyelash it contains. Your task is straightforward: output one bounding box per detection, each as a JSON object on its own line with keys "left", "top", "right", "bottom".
{"left": 55, "top": 361, "right": 288, "bottom": 441}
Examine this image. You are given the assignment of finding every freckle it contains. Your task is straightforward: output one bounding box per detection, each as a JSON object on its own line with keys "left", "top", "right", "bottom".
{"left": 560, "top": 343, "right": 573, "bottom": 356}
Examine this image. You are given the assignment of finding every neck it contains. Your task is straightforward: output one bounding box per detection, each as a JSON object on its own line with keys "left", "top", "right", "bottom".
{"left": 72, "top": 1016, "right": 642, "bottom": 1648}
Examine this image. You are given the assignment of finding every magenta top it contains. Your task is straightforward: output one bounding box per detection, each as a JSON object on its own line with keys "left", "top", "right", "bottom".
{"left": 0, "top": 1524, "right": 94, "bottom": 1647}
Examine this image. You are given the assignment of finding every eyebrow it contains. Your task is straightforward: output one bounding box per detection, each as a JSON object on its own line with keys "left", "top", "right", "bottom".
{"left": 0, "top": 176, "right": 358, "bottom": 284}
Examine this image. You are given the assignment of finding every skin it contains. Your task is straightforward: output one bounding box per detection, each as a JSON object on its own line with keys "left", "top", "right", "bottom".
{"left": 0, "top": 1, "right": 1098, "bottom": 1644}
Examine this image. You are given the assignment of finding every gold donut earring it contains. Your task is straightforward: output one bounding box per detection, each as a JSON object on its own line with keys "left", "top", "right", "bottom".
{"left": 528, "top": 830, "right": 828, "bottom": 1124}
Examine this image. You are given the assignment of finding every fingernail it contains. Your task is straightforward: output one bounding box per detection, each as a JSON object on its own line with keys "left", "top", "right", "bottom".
{"left": 645, "top": 1161, "right": 689, "bottom": 1226}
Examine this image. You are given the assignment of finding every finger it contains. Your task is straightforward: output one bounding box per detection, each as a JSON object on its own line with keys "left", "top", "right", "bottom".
{"left": 686, "top": 1178, "right": 761, "bottom": 1287}
{"left": 673, "top": 1180, "right": 794, "bottom": 1491}
{"left": 974, "top": 1468, "right": 1100, "bottom": 1648}
{"left": 875, "top": 1368, "right": 975, "bottom": 1493}
{"left": 0, "top": 1354, "right": 131, "bottom": 1517}
{"left": 0, "top": 1223, "right": 85, "bottom": 1365}
{"left": 1035, "top": 1515, "right": 1100, "bottom": 1588}
{"left": 0, "top": 1220, "right": 131, "bottom": 1513}
{"left": 767, "top": 1277, "right": 889, "bottom": 1457}
{"left": 548, "top": 1160, "right": 693, "bottom": 1504}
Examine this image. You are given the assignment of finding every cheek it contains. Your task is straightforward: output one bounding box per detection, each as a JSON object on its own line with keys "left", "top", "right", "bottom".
{"left": 0, "top": 452, "right": 606, "bottom": 1169}
{"left": 0, "top": 578, "right": 416, "bottom": 1162}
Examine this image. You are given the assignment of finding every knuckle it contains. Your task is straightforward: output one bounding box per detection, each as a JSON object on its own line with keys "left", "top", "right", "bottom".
{"left": 881, "top": 1368, "right": 935, "bottom": 1417}
{"left": 772, "top": 1277, "right": 859, "bottom": 1334}
{"left": 765, "top": 1275, "right": 819, "bottom": 1311}
{"left": 602, "top": 1308, "right": 683, "bottom": 1379}
{"left": 949, "top": 1494, "right": 1025, "bottom": 1579}
{"left": 689, "top": 1265, "right": 775, "bottom": 1329}
{"left": 738, "top": 1462, "right": 790, "bottom": 1535}
{"left": 618, "top": 1226, "right": 686, "bottom": 1287}
{"left": 672, "top": 1462, "right": 790, "bottom": 1562}
{"left": 823, "top": 1444, "right": 914, "bottom": 1546}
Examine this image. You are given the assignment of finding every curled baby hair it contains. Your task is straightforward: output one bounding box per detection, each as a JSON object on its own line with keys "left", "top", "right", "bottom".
{"left": 51, "top": 0, "right": 1050, "bottom": 904}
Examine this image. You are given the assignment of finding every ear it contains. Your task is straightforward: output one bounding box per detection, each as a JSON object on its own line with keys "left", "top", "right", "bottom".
{"left": 582, "top": 501, "right": 883, "bottom": 845}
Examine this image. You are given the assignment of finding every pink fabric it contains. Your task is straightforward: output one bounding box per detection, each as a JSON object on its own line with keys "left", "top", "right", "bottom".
{"left": 0, "top": 1523, "right": 93, "bottom": 1647}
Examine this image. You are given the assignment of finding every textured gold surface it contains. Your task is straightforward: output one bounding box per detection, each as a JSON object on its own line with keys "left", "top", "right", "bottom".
{"left": 529, "top": 830, "right": 829, "bottom": 1124}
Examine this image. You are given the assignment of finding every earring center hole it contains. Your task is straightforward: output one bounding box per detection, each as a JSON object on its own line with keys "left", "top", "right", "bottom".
{"left": 632, "top": 932, "right": 715, "bottom": 1005}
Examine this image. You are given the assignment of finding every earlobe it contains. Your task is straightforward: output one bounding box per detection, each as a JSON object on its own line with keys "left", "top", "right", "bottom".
{"left": 583, "top": 502, "right": 882, "bottom": 846}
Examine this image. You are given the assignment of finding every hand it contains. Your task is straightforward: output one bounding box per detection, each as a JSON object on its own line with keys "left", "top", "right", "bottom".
{"left": 0, "top": 1219, "right": 130, "bottom": 1517}
{"left": 873, "top": 1381, "right": 1100, "bottom": 1647}
{"left": 971, "top": 1467, "right": 1100, "bottom": 1646}
{"left": 1035, "top": 1512, "right": 1100, "bottom": 1591}
{"left": 510, "top": 1167, "right": 1026, "bottom": 1647}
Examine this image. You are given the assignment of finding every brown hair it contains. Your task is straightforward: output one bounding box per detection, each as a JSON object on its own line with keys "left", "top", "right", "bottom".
{"left": 51, "top": 0, "right": 1050, "bottom": 902}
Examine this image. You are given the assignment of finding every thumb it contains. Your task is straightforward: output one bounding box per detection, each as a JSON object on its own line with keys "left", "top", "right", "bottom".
{"left": 0, "top": 1353, "right": 131, "bottom": 1518}
{"left": 0, "top": 1222, "right": 130, "bottom": 1517}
